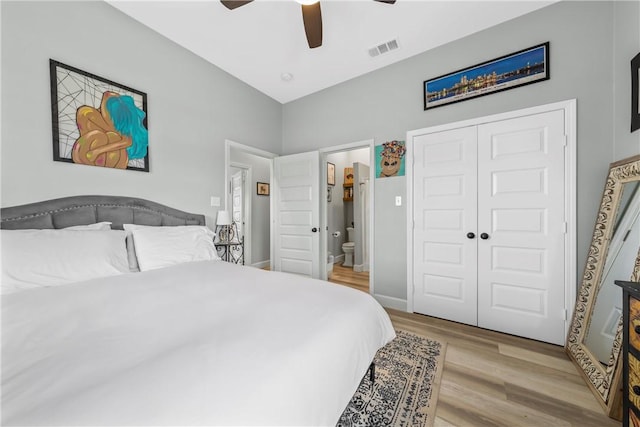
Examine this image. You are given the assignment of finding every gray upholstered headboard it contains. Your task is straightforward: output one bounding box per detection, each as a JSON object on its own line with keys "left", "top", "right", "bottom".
{"left": 0, "top": 195, "right": 205, "bottom": 230}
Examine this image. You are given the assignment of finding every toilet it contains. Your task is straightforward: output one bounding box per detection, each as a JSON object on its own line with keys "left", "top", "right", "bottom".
{"left": 342, "top": 227, "right": 355, "bottom": 267}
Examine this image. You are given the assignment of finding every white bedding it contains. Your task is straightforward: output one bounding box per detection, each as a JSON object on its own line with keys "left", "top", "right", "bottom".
{"left": 2, "top": 260, "right": 395, "bottom": 426}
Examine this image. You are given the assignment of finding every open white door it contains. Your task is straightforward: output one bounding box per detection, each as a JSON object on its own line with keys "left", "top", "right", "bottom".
{"left": 273, "top": 151, "right": 321, "bottom": 278}
{"left": 231, "top": 170, "right": 245, "bottom": 238}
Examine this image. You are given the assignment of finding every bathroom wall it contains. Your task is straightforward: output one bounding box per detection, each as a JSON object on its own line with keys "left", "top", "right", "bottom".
{"left": 326, "top": 147, "right": 370, "bottom": 263}
{"left": 326, "top": 151, "right": 349, "bottom": 261}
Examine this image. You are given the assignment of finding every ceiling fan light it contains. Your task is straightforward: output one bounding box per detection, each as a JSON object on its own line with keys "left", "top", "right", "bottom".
{"left": 295, "top": 0, "right": 319, "bottom": 5}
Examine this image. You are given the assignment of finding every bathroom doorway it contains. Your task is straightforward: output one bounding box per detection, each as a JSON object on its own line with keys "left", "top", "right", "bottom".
{"left": 321, "top": 140, "right": 373, "bottom": 294}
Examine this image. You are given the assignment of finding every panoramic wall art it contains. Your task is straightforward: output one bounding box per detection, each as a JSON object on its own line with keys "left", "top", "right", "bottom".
{"left": 424, "top": 42, "right": 550, "bottom": 110}
{"left": 50, "top": 59, "right": 149, "bottom": 171}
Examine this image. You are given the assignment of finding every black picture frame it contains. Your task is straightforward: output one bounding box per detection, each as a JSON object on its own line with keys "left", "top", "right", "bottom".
{"left": 632, "top": 52, "right": 640, "bottom": 133}
{"left": 257, "top": 182, "right": 270, "bottom": 196}
{"left": 50, "top": 59, "right": 149, "bottom": 172}
{"left": 423, "top": 42, "right": 550, "bottom": 110}
{"left": 327, "top": 162, "right": 335, "bottom": 186}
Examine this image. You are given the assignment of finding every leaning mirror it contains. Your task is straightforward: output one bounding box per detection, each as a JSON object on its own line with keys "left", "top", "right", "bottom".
{"left": 567, "top": 154, "right": 640, "bottom": 419}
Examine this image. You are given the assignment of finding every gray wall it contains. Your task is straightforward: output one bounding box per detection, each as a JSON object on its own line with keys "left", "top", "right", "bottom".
{"left": 282, "top": 1, "right": 638, "bottom": 305}
{"left": 229, "top": 149, "right": 271, "bottom": 265}
{"left": 2, "top": 0, "right": 638, "bottom": 307}
{"left": 0, "top": 1, "right": 282, "bottom": 226}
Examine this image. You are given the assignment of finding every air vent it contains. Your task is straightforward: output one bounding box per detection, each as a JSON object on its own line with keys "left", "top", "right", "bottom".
{"left": 368, "top": 38, "right": 399, "bottom": 58}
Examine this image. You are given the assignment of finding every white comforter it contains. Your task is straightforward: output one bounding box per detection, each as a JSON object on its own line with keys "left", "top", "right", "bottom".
{"left": 2, "top": 261, "right": 395, "bottom": 426}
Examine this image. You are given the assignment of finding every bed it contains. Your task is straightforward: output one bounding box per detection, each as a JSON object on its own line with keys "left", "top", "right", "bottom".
{"left": 1, "top": 195, "right": 396, "bottom": 426}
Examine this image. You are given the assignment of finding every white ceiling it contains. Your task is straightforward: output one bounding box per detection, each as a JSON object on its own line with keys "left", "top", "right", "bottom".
{"left": 107, "top": 0, "right": 555, "bottom": 104}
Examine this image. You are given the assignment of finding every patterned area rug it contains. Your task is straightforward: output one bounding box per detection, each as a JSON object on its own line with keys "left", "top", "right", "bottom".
{"left": 337, "top": 331, "right": 446, "bottom": 427}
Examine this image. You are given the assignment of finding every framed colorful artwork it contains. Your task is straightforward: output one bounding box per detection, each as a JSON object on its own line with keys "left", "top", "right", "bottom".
{"left": 50, "top": 59, "right": 149, "bottom": 171}
{"left": 376, "top": 140, "right": 406, "bottom": 178}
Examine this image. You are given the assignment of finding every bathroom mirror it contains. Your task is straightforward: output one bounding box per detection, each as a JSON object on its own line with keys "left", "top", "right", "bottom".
{"left": 567, "top": 154, "right": 640, "bottom": 419}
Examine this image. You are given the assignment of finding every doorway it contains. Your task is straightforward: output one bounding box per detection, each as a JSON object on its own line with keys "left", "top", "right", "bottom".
{"left": 269, "top": 138, "right": 375, "bottom": 290}
{"left": 225, "top": 140, "right": 276, "bottom": 268}
{"left": 320, "top": 140, "right": 374, "bottom": 294}
{"left": 229, "top": 164, "right": 250, "bottom": 245}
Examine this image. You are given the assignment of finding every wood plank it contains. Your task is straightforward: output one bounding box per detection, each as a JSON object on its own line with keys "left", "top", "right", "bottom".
{"left": 381, "top": 308, "right": 619, "bottom": 427}
{"left": 327, "top": 274, "right": 617, "bottom": 425}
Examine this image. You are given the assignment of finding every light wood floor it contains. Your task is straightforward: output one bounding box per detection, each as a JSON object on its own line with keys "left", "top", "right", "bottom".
{"left": 328, "top": 263, "right": 369, "bottom": 293}
{"left": 328, "top": 266, "right": 620, "bottom": 427}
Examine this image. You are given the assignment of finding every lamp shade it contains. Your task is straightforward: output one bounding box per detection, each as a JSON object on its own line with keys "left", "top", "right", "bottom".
{"left": 216, "top": 210, "right": 232, "bottom": 226}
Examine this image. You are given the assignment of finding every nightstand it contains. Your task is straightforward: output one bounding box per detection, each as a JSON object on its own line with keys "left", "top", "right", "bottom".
{"left": 214, "top": 238, "right": 244, "bottom": 265}
{"left": 616, "top": 280, "right": 640, "bottom": 427}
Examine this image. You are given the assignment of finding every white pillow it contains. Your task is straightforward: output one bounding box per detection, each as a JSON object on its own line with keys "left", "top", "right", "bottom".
{"left": 123, "top": 224, "right": 219, "bottom": 271}
{"left": 1, "top": 229, "right": 129, "bottom": 294}
{"left": 65, "top": 221, "right": 112, "bottom": 231}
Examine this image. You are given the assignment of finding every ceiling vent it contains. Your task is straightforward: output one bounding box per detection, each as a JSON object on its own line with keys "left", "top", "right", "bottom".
{"left": 368, "top": 38, "right": 399, "bottom": 58}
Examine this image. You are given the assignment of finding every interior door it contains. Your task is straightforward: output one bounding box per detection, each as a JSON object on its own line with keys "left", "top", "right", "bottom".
{"left": 476, "top": 109, "right": 566, "bottom": 345}
{"left": 231, "top": 170, "right": 244, "bottom": 239}
{"left": 412, "top": 126, "right": 479, "bottom": 326}
{"left": 273, "top": 151, "right": 321, "bottom": 278}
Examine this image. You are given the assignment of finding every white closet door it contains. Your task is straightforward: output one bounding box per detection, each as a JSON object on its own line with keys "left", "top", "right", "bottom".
{"left": 273, "top": 151, "right": 320, "bottom": 278}
{"left": 413, "top": 126, "right": 478, "bottom": 326}
{"left": 476, "top": 109, "right": 566, "bottom": 345}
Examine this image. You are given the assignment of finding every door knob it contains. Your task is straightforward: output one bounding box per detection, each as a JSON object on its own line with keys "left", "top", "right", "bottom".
{"left": 466, "top": 232, "right": 476, "bottom": 239}
{"left": 480, "top": 233, "right": 490, "bottom": 240}
{"left": 311, "top": 227, "right": 318, "bottom": 233}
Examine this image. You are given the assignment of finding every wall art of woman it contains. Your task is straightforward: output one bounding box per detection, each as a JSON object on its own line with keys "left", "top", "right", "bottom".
{"left": 73, "top": 91, "right": 148, "bottom": 169}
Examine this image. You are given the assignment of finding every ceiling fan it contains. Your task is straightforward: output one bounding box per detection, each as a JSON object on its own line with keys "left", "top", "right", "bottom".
{"left": 220, "top": 0, "right": 396, "bottom": 49}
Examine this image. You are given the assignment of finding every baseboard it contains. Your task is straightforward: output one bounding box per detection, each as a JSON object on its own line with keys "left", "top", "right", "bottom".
{"left": 251, "top": 260, "right": 270, "bottom": 269}
{"left": 373, "top": 294, "right": 407, "bottom": 311}
{"left": 334, "top": 254, "right": 345, "bottom": 263}
{"left": 353, "top": 263, "right": 370, "bottom": 273}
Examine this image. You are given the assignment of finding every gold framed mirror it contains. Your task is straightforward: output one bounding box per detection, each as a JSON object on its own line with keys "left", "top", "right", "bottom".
{"left": 567, "top": 154, "right": 640, "bottom": 419}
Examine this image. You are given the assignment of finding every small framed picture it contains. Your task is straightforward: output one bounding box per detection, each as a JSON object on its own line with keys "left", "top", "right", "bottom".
{"left": 327, "top": 162, "right": 335, "bottom": 186}
{"left": 257, "top": 182, "right": 270, "bottom": 196}
{"left": 632, "top": 52, "right": 640, "bottom": 132}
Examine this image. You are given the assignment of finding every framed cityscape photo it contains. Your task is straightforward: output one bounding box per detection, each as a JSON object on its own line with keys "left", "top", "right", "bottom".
{"left": 424, "top": 42, "right": 549, "bottom": 110}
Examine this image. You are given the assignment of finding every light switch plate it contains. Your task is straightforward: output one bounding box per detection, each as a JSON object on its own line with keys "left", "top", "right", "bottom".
{"left": 210, "top": 196, "right": 221, "bottom": 207}
{"left": 395, "top": 196, "right": 402, "bottom": 206}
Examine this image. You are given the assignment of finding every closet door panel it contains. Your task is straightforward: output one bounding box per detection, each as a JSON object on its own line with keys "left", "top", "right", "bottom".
{"left": 413, "top": 126, "right": 478, "bottom": 326}
{"left": 476, "top": 110, "right": 566, "bottom": 345}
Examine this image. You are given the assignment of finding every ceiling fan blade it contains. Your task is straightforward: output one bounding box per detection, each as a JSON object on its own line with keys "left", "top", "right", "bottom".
{"left": 373, "top": 0, "right": 396, "bottom": 3}
{"left": 301, "top": 3, "right": 322, "bottom": 49}
{"left": 220, "top": 0, "right": 253, "bottom": 10}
